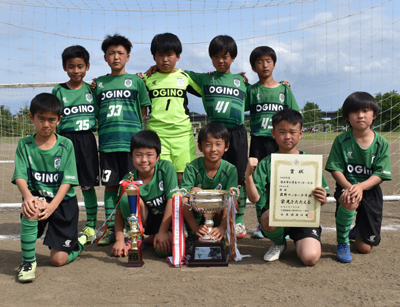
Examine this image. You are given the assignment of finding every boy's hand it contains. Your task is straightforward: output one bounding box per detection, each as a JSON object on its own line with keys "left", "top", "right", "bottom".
{"left": 312, "top": 187, "right": 327, "bottom": 205}
{"left": 208, "top": 226, "right": 225, "bottom": 241}
{"left": 136, "top": 72, "right": 145, "bottom": 81}
{"left": 21, "top": 195, "right": 39, "bottom": 218}
{"left": 280, "top": 80, "right": 291, "bottom": 88}
{"left": 91, "top": 78, "right": 97, "bottom": 91}
{"left": 144, "top": 65, "right": 158, "bottom": 77}
{"left": 348, "top": 184, "right": 363, "bottom": 203}
{"left": 154, "top": 231, "right": 172, "bottom": 254}
{"left": 195, "top": 225, "right": 210, "bottom": 238}
{"left": 37, "top": 200, "right": 56, "bottom": 221}
{"left": 246, "top": 157, "right": 259, "bottom": 177}
{"left": 340, "top": 187, "right": 358, "bottom": 205}
{"left": 237, "top": 72, "right": 248, "bottom": 83}
{"left": 111, "top": 240, "right": 128, "bottom": 257}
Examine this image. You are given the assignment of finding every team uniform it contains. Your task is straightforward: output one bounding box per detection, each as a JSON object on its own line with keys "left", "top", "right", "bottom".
{"left": 144, "top": 69, "right": 202, "bottom": 172}
{"left": 325, "top": 130, "right": 392, "bottom": 246}
{"left": 247, "top": 82, "right": 300, "bottom": 161}
{"left": 94, "top": 74, "right": 151, "bottom": 186}
{"left": 117, "top": 160, "right": 178, "bottom": 235}
{"left": 253, "top": 152, "right": 330, "bottom": 243}
{"left": 185, "top": 71, "right": 248, "bottom": 182}
{"left": 180, "top": 157, "right": 238, "bottom": 231}
{"left": 12, "top": 135, "right": 80, "bottom": 254}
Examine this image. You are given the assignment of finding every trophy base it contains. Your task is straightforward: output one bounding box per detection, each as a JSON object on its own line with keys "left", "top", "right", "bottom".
{"left": 127, "top": 248, "right": 144, "bottom": 267}
{"left": 188, "top": 239, "right": 228, "bottom": 267}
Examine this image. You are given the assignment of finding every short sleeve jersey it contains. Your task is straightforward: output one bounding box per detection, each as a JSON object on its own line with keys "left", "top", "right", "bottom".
{"left": 52, "top": 83, "right": 96, "bottom": 133}
{"left": 144, "top": 69, "right": 202, "bottom": 137}
{"left": 117, "top": 160, "right": 178, "bottom": 216}
{"left": 94, "top": 74, "right": 151, "bottom": 152}
{"left": 12, "top": 134, "right": 79, "bottom": 200}
{"left": 325, "top": 130, "right": 392, "bottom": 186}
{"left": 253, "top": 152, "right": 330, "bottom": 223}
{"left": 180, "top": 157, "right": 238, "bottom": 191}
{"left": 185, "top": 71, "right": 248, "bottom": 128}
{"left": 246, "top": 82, "right": 300, "bottom": 137}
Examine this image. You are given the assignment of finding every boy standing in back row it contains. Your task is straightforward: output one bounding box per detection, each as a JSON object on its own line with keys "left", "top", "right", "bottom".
{"left": 94, "top": 34, "right": 151, "bottom": 245}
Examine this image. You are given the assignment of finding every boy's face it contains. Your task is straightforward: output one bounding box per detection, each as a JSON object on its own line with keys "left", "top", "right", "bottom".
{"left": 131, "top": 148, "right": 159, "bottom": 174}
{"left": 104, "top": 45, "right": 130, "bottom": 72}
{"left": 29, "top": 112, "right": 62, "bottom": 138}
{"left": 347, "top": 108, "right": 376, "bottom": 131}
{"left": 211, "top": 50, "right": 235, "bottom": 73}
{"left": 198, "top": 133, "right": 228, "bottom": 163}
{"left": 253, "top": 55, "right": 275, "bottom": 79}
{"left": 271, "top": 120, "right": 303, "bottom": 153}
{"left": 63, "top": 57, "right": 89, "bottom": 84}
{"left": 153, "top": 50, "right": 180, "bottom": 73}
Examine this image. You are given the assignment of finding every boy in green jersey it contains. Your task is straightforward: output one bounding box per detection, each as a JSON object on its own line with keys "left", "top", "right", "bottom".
{"left": 52, "top": 45, "right": 99, "bottom": 243}
{"left": 94, "top": 34, "right": 151, "bottom": 245}
{"left": 143, "top": 33, "right": 202, "bottom": 183}
{"left": 185, "top": 35, "right": 249, "bottom": 239}
{"left": 246, "top": 46, "right": 300, "bottom": 238}
{"left": 325, "top": 92, "right": 392, "bottom": 263}
{"left": 12, "top": 93, "right": 87, "bottom": 283}
{"left": 111, "top": 130, "right": 179, "bottom": 257}
{"left": 246, "top": 109, "right": 329, "bottom": 266}
{"left": 180, "top": 123, "right": 238, "bottom": 243}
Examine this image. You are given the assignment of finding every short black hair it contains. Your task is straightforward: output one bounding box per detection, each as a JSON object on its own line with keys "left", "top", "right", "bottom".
{"left": 198, "top": 122, "right": 229, "bottom": 147}
{"left": 208, "top": 35, "right": 237, "bottom": 58}
{"left": 30, "top": 93, "right": 62, "bottom": 118}
{"left": 272, "top": 108, "right": 303, "bottom": 129}
{"left": 62, "top": 45, "right": 90, "bottom": 66}
{"left": 150, "top": 33, "right": 182, "bottom": 56}
{"left": 249, "top": 46, "right": 277, "bottom": 69}
{"left": 342, "top": 92, "right": 379, "bottom": 127}
{"left": 101, "top": 34, "right": 132, "bottom": 54}
{"left": 130, "top": 130, "right": 161, "bottom": 157}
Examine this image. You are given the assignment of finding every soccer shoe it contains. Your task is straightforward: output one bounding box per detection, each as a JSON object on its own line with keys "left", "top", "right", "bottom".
{"left": 263, "top": 244, "right": 287, "bottom": 262}
{"left": 252, "top": 224, "right": 264, "bottom": 239}
{"left": 336, "top": 243, "right": 352, "bottom": 263}
{"left": 17, "top": 261, "right": 37, "bottom": 283}
{"left": 97, "top": 227, "right": 115, "bottom": 245}
{"left": 235, "top": 223, "right": 246, "bottom": 239}
{"left": 78, "top": 233, "right": 88, "bottom": 246}
{"left": 349, "top": 227, "right": 356, "bottom": 241}
{"left": 79, "top": 226, "right": 96, "bottom": 243}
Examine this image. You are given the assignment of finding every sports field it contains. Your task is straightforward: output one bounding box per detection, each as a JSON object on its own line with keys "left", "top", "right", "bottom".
{"left": 1, "top": 135, "right": 400, "bottom": 306}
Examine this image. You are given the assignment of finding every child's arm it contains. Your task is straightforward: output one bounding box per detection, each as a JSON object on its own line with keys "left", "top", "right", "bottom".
{"left": 312, "top": 187, "right": 327, "bottom": 206}
{"left": 153, "top": 198, "right": 173, "bottom": 254}
{"left": 38, "top": 183, "right": 71, "bottom": 221}
{"left": 141, "top": 107, "right": 147, "bottom": 122}
{"left": 245, "top": 158, "right": 260, "bottom": 204}
{"left": 15, "top": 178, "right": 38, "bottom": 218}
{"left": 208, "top": 208, "right": 227, "bottom": 241}
{"left": 111, "top": 208, "right": 127, "bottom": 257}
{"left": 347, "top": 175, "right": 382, "bottom": 203}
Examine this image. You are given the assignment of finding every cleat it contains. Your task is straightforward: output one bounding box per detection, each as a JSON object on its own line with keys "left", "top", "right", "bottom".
{"left": 263, "top": 244, "right": 286, "bottom": 262}
{"left": 336, "top": 243, "right": 352, "bottom": 263}
{"left": 17, "top": 261, "right": 37, "bottom": 283}
{"left": 79, "top": 226, "right": 96, "bottom": 243}
{"left": 78, "top": 233, "right": 88, "bottom": 246}
{"left": 235, "top": 223, "right": 246, "bottom": 239}
{"left": 252, "top": 224, "right": 264, "bottom": 239}
{"left": 97, "top": 227, "right": 115, "bottom": 245}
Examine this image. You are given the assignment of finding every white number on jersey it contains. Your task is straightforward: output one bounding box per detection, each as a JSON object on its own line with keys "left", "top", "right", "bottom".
{"left": 107, "top": 105, "right": 122, "bottom": 117}
{"left": 261, "top": 117, "right": 270, "bottom": 129}
{"left": 76, "top": 119, "right": 90, "bottom": 131}
{"left": 102, "top": 170, "right": 111, "bottom": 182}
{"left": 215, "top": 101, "right": 230, "bottom": 113}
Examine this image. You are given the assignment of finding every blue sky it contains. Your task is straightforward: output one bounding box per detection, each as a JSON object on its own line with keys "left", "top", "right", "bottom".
{"left": 0, "top": 0, "right": 398, "bottom": 114}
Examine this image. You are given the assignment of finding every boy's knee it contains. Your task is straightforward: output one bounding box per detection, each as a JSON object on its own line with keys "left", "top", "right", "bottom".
{"left": 356, "top": 240, "right": 373, "bottom": 254}
{"left": 300, "top": 252, "right": 320, "bottom": 266}
{"left": 260, "top": 211, "right": 272, "bottom": 231}
{"left": 51, "top": 256, "right": 67, "bottom": 267}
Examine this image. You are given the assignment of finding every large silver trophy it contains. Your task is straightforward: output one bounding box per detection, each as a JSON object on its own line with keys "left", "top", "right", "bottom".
{"left": 181, "top": 188, "right": 240, "bottom": 266}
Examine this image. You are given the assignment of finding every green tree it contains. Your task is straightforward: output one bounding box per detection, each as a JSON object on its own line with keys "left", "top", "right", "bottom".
{"left": 0, "top": 105, "right": 13, "bottom": 137}
{"left": 301, "top": 102, "right": 323, "bottom": 127}
{"left": 375, "top": 90, "right": 400, "bottom": 132}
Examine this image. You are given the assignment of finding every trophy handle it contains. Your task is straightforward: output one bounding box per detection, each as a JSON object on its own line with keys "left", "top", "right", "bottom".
{"left": 173, "top": 188, "right": 192, "bottom": 209}
{"left": 229, "top": 186, "right": 240, "bottom": 199}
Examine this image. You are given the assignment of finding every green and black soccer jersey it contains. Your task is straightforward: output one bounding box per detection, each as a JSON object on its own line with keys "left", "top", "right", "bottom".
{"left": 185, "top": 71, "right": 248, "bottom": 128}
{"left": 94, "top": 74, "right": 151, "bottom": 152}
{"left": 52, "top": 83, "right": 96, "bottom": 133}
{"left": 12, "top": 134, "right": 79, "bottom": 200}
{"left": 180, "top": 157, "right": 238, "bottom": 191}
{"left": 325, "top": 130, "right": 392, "bottom": 186}
{"left": 144, "top": 69, "right": 202, "bottom": 137}
{"left": 117, "top": 160, "right": 178, "bottom": 221}
{"left": 253, "top": 152, "right": 330, "bottom": 223}
{"left": 247, "top": 82, "right": 300, "bottom": 137}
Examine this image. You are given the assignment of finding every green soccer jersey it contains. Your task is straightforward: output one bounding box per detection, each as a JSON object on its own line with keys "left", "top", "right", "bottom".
{"left": 94, "top": 74, "right": 151, "bottom": 152}
{"left": 247, "top": 82, "right": 300, "bottom": 137}
{"left": 253, "top": 152, "right": 330, "bottom": 223}
{"left": 52, "top": 83, "right": 96, "bottom": 133}
{"left": 144, "top": 69, "right": 202, "bottom": 137}
{"left": 117, "top": 160, "right": 178, "bottom": 221}
{"left": 185, "top": 71, "right": 248, "bottom": 128}
{"left": 325, "top": 130, "right": 392, "bottom": 186}
{"left": 12, "top": 134, "right": 79, "bottom": 200}
{"left": 180, "top": 157, "right": 238, "bottom": 191}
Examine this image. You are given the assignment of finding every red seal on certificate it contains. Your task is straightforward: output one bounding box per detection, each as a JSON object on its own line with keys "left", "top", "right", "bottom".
{"left": 307, "top": 212, "right": 314, "bottom": 219}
